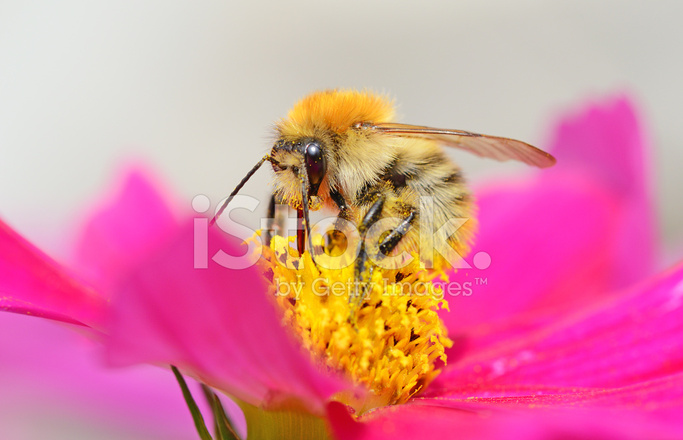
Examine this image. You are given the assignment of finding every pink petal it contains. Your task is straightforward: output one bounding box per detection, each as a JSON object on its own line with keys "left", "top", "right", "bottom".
{"left": 441, "top": 171, "right": 617, "bottom": 332}
{"left": 0, "top": 313, "right": 197, "bottom": 439}
{"left": 328, "top": 399, "right": 683, "bottom": 440}
{"left": 441, "top": 95, "right": 656, "bottom": 338}
{"left": 549, "top": 95, "right": 656, "bottom": 287}
{"left": 431, "top": 262, "right": 683, "bottom": 396}
{"left": 73, "top": 166, "right": 181, "bottom": 294}
{"left": 105, "top": 221, "right": 349, "bottom": 414}
{"left": 414, "top": 372, "right": 683, "bottom": 424}
{"left": 0, "top": 218, "right": 106, "bottom": 328}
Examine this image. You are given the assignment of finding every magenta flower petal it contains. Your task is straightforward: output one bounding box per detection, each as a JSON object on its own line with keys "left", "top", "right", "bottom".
{"left": 2, "top": 168, "right": 350, "bottom": 416}
{"left": 73, "top": 166, "right": 181, "bottom": 293}
{"left": 442, "top": 95, "right": 656, "bottom": 335}
{"left": 412, "top": 372, "right": 683, "bottom": 425}
{"left": 334, "top": 256, "right": 683, "bottom": 440}
{"left": 104, "top": 221, "right": 349, "bottom": 414}
{"left": 0, "top": 218, "right": 106, "bottom": 328}
{"left": 549, "top": 95, "right": 656, "bottom": 286}
{"left": 442, "top": 171, "right": 617, "bottom": 332}
{"left": 430, "top": 262, "right": 683, "bottom": 395}
{"left": 0, "top": 313, "right": 198, "bottom": 439}
{"left": 328, "top": 399, "right": 683, "bottom": 440}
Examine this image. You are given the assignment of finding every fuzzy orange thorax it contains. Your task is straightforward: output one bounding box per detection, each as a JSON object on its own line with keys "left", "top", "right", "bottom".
{"left": 278, "top": 89, "right": 395, "bottom": 135}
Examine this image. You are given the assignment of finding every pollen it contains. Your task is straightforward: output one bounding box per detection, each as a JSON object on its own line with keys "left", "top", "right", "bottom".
{"left": 260, "top": 234, "right": 453, "bottom": 414}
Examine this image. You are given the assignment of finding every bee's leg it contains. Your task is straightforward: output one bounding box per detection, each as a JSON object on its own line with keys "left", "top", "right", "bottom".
{"left": 358, "top": 194, "right": 386, "bottom": 234}
{"left": 378, "top": 211, "right": 416, "bottom": 256}
{"left": 352, "top": 207, "right": 417, "bottom": 312}
{"left": 263, "top": 194, "right": 280, "bottom": 247}
{"left": 351, "top": 195, "right": 386, "bottom": 307}
{"left": 324, "top": 217, "right": 350, "bottom": 255}
{"left": 325, "top": 187, "right": 351, "bottom": 254}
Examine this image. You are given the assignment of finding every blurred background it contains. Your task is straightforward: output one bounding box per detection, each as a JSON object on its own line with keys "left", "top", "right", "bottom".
{"left": 1, "top": 1, "right": 682, "bottom": 438}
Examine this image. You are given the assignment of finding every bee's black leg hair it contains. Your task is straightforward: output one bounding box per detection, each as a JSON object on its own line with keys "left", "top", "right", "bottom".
{"left": 352, "top": 202, "right": 417, "bottom": 311}
{"left": 357, "top": 195, "right": 385, "bottom": 234}
{"left": 378, "top": 211, "right": 416, "bottom": 255}
{"left": 351, "top": 195, "right": 386, "bottom": 307}
{"left": 330, "top": 187, "right": 349, "bottom": 214}
{"left": 326, "top": 188, "right": 352, "bottom": 253}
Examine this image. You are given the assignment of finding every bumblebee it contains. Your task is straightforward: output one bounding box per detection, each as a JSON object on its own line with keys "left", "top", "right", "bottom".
{"left": 212, "top": 90, "right": 555, "bottom": 303}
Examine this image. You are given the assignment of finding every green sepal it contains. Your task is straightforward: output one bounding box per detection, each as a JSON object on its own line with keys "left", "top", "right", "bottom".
{"left": 171, "top": 365, "right": 214, "bottom": 440}
{"left": 201, "top": 384, "right": 241, "bottom": 440}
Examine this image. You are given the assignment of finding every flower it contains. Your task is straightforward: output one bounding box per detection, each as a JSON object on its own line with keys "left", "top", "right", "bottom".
{"left": 2, "top": 94, "right": 683, "bottom": 439}
{"left": 264, "top": 234, "right": 454, "bottom": 412}
{"left": 0, "top": 169, "right": 237, "bottom": 439}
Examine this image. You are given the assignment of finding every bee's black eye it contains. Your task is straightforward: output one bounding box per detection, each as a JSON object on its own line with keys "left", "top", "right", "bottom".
{"left": 305, "top": 141, "right": 326, "bottom": 188}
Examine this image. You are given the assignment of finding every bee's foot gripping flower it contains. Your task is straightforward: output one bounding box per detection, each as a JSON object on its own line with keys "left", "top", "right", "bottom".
{"left": 262, "top": 235, "right": 453, "bottom": 414}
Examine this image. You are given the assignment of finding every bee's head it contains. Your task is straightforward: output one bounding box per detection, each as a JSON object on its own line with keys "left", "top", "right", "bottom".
{"left": 270, "top": 137, "right": 327, "bottom": 209}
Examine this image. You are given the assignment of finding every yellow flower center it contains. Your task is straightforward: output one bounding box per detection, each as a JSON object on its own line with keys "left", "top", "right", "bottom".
{"left": 259, "top": 234, "right": 453, "bottom": 414}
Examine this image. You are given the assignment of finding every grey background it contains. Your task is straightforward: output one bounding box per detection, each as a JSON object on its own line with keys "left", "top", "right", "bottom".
{"left": 2, "top": 1, "right": 682, "bottom": 257}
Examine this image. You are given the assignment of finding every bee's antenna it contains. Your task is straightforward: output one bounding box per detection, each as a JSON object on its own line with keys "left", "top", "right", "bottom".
{"left": 210, "top": 155, "right": 278, "bottom": 227}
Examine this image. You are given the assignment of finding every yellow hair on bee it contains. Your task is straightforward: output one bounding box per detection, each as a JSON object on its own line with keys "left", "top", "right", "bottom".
{"left": 279, "top": 89, "right": 395, "bottom": 135}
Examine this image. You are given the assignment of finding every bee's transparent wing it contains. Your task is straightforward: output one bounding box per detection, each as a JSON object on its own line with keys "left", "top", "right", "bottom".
{"left": 368, "top": 122, "right": 556, "bottom": 168}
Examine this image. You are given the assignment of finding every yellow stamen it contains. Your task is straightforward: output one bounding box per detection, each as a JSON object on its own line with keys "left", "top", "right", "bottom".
{"left": 258, "top": 234, "right": 453, "bottom": 414}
